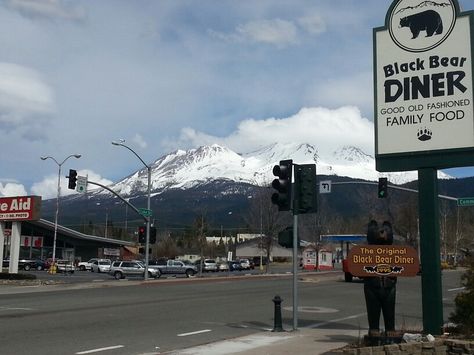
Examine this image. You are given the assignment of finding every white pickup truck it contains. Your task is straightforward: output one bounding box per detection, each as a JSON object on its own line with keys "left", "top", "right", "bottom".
{"left": 148, "top": 259, "right": 197, "bottom": 278}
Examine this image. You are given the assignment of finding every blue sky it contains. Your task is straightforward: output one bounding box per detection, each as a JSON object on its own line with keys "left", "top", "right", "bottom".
{"left": 0, "top": 0, "right": 472, "bottom": 199}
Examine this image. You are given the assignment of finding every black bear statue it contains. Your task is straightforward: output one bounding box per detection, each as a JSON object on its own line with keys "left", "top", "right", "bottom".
{"left": 364, "top": 220, "right": 397, "bottom": 337}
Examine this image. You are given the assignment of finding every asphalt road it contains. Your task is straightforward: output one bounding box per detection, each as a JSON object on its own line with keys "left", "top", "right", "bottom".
{"left": 0, "top": 269, "right": 464, "bottom": 355}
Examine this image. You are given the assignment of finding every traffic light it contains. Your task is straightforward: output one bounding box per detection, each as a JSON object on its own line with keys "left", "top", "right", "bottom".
{"left": 67, "top": 169, "right": 77, "bottom": 190}
{"left": 294, "top": 164, "right": 317, "bottom": 214}
{"left": 278, "top": 227, "right": 299, "bottom": 248}
{"left": 271, "top": 160, "right": 293, "bottom": 211}
{"left": 278, "top": 227, "right": 292, "bottom": 248}
{"left": 138, "top": 226, "right": 146, "bottom": 243}
{"left": 378, "top": 177, "right": 388, "bottom": 198}
{"left": 150, "top": 226, "right": 157, "bottom": 244}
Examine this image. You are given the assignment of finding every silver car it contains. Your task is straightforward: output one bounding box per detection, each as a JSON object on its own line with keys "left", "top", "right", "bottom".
{"left": 91, "top": 259, "right": 111, "bottom": 273}
{"left": 109, "top": 260, "right": 159, "bottom": 280}
{"left": 196, "top": 259, "right": 218, "bottom": 272}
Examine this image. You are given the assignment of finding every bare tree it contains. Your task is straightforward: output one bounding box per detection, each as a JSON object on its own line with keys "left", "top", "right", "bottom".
{"left": 244, "top": 182, "right": 292, "bottom": 272}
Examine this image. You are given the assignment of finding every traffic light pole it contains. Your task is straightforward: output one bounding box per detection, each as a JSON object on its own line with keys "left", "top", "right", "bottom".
{"left": 87, "top": 180, "right": 147, "bottom": 223}
{"left": 330, "top": 181, "right": 457, "bottom": 202}
{"left": 292, "top": 213, "right": 298, "bottom": 331}
{"left": 145, "top": 166, "right": 151, "bottom": 280}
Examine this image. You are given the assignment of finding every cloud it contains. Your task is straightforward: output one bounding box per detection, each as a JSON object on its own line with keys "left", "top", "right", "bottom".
{"left": 237, "top": 19, "right": 298, "bottom": 47}
{"left": 6, "top": 0, "right": 86, "bottom": 21}
{"left": 306, "top": 72, "right": 373, "bottom": 116}
{"left": 0, "top": 62, "right": 55, "bottom": 130}
{"left": 208, "top": 12, "right": 327, "bottom": 48}
{"left": 132, "top": 133, "right": 147, "bottom": 149}
{"left": 169, "top": 106, "right": 374, "bottom": 158}
{"left": 209, "top": 18, "right": 298, "bottom": 48}
{"left": 30, "top": 170, "right": 113, "bottom": 200}
{"left": 298, "top": 14, "right": 326, "bottom": 35}
{"left": 0, "top": 182, "right": 28, "bottom": 197}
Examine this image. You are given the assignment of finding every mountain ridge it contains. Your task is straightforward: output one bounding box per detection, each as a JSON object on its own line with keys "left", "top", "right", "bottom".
{"left": 100, "top": 142, "right": 452, "bottom": 198}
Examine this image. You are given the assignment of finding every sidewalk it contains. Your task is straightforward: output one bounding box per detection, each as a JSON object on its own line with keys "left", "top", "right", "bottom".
{"left": 165, "top": 327, "right": 361, "bottom": 355}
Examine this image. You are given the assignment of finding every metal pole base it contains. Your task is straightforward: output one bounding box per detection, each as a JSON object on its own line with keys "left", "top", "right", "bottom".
{"left": 272, "top": 295, "right": 284, "bottom": 332}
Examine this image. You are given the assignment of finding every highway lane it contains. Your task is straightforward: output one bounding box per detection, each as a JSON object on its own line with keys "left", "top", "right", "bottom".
{"left": 0, "top": 269, "right": 464, "bottom": 355}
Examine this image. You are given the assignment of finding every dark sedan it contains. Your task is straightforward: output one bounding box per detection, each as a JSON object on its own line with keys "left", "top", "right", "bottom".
{"left": 2, "top": 259, "right": 46, "bottom": 271}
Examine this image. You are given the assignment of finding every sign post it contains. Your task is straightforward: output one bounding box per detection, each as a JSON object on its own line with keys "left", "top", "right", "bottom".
{"left": 374, "top": 0, "right": 474, "bottom": 334}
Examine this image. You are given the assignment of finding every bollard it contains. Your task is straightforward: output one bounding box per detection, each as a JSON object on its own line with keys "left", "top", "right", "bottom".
{"left": 272, "top": 295, "right": 284, "bottom": 332}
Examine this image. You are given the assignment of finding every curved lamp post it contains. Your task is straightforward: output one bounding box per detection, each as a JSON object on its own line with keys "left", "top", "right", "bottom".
{"left": 40, "top": 154, "right": 81, "bottom": 265}
{"left": 112, "top": 140, "right": 152, "bottom": 280}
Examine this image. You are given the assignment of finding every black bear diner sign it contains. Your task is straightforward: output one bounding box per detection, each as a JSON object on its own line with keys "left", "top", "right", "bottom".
{"left": 374, "top": 0, "right": 474, "bottom": 172}
{"left": 347, "top": 245, "right": 420, "bottom": 277}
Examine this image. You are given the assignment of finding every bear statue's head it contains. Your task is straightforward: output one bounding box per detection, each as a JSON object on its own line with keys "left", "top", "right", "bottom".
{"left": 399, "top": 17, "right": 410, "bottom": 28}
{"left": 367, "top": 220, "right": 393, "bottom": 245}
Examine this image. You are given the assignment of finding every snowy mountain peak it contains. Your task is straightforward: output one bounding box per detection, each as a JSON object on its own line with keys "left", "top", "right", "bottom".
{"left": 107, "top": 142, "right": 453, "bottom": 197}
{"left": 333, "top": 146, "right": 373, "bottom": 164}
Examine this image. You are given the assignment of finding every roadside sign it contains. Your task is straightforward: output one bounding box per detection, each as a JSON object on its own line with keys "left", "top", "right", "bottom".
{"left": 347, "top": 245, "right": 419, "bottom": 277}
{"left": 319, "top": 180, "right": 331, "bottom": 194}
{"left": 138, "top": 208, "right": 152, "bottom": 217}
{"left": 374, "top": 0, "right": 474, "bottom": 171}
{"left": 457, "top": 197, "right": 474, "bottom": 206}
{"left": 76, "top": 176, "right": 87, "bottom": 193}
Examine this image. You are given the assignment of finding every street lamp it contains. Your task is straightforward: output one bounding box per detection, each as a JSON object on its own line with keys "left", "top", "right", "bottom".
{"left": 40, "top": 154, "right": 81, "bottom": 266}
{"left": 112, "top": 140, "right": 152, "bottom": 280}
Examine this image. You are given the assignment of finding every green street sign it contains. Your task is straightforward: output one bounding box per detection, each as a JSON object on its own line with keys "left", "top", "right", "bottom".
{"left": 457, "top": 197, "right": 474, "bottom": 207}
{"left": 458, "top": 197, "right": 474, "bottom": 207}
{"left": 138, "top": 208, "right": 152, "bottom": 217}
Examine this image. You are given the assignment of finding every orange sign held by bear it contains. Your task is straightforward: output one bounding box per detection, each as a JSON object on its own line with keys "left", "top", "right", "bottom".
{"left": 347, "top": 245, "right": 419, "bottom": 277}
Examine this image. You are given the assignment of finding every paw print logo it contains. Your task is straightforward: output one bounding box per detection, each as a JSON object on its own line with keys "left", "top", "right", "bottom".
{"left": 417, "top": 128, "right": 432, "bottom": 141}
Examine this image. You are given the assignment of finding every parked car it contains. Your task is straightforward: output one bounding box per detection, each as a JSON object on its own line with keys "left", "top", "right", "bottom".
{"left": 91, "top": 259, "right": 111, "bottom": 273}
{"left": 109, "top": 260, "right": 159, "bottom": 280}
{"left": 77, "top": 258, "right": 99, "bottom": 271}
{"left": 19, "top": 259, "right": 46, "bottom": 271}
{"left": 239, "top": 258, "right": 254, "bottom": 270}
{"left": 195, "top": 259, "right": 218, "bottom": 272}
{"left": 148, "top": 259, "right": 197, "bottom": 278}
{"left": 228, "top": 260, "right": 242, "bottom": 271}
{"left": 217, "top": 261, "right": 229, "bottom": 272}
{"left": 147, "top": 258, "right": 168, "bottom": 266}
{"left": 55, "top": 260, "right": 75, "bottom": 274}
{"left": 2, "top": 259, "right": 46, "bottom": 271}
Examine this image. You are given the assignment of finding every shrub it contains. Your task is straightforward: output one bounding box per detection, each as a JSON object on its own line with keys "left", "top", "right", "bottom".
{"left": 0, "top": 272, "right": 36, "bottom": 280}
{"left": 449, "top": 256, "right": 474, "bottom": 338}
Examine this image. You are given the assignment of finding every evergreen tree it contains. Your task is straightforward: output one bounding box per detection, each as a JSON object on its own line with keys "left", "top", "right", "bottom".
{"left": 450, "top": 255, "right": 474, "bottom": 337}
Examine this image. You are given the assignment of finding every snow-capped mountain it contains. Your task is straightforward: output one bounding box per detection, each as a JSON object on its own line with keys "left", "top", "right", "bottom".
{"left": 107, "top": 142, "right": 452, "bottom": 198}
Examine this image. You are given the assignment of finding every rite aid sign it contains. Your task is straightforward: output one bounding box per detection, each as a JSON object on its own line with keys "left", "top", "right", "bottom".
{"left": 0, "top": 196, "right": 42, "bottom": 221}
{"left": 374, "top": 0, "right": 474, "bottom": 171}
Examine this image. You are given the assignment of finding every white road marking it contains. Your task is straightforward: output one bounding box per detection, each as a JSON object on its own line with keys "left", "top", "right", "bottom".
{"left": 75, "top": 345, "right": 124, "bottom": 354}
{"left": 0, "top": 306, "right": 34, "bottom": 311}
{"left": 448, "top": 287, "right": 465, "bottom": 292}
{"left": 177, "top": 329, "right": 212, "bottom": 337}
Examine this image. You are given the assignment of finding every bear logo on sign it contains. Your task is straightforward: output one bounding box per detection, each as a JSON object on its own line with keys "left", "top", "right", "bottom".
{"left": 400, "top": 10, "right": 443, "bottom": 39}
{"left": 388, "top": 0, "right": 456, "bottom": 53}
